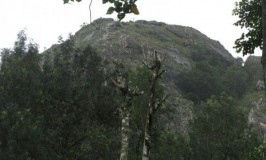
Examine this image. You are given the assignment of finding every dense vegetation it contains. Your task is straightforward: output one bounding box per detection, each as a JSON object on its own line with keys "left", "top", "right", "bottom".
{"left": 177, "top": 44, "right": 249, "bottom": 103}
{"left": 0, "top": 31, "right": 120, "bottom": 159}
{"left": 0, "top": 31, "right": 264, "bottom": 159}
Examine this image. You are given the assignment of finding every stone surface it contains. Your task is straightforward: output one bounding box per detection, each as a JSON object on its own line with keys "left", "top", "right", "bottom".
{"left": 249, "top": 98, "right": 266, "bottom": 140}
{"left": 256, "top": 80, "right": 265, "bottom": 90}
{"left": 45, "top": 18, "right": 236, "bottom": 134}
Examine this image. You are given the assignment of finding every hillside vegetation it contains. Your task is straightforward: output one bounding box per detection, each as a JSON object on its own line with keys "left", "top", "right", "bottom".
{"left": 0, "top": 19, "right": 265, "bottom": 159}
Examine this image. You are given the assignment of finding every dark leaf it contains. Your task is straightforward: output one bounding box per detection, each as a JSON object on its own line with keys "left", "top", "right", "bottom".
{"left": 117, "top": 13, "right": 125, "bottom": 20}
{"left": 106, "top": 7, "right": 115, "bottom": 14}
{"left": 102, "top": 0, "right": 108, "bottom": 4}
{"left": 115, "top": 7, "right": 123, "bottom": 13}
{"left": 131, "top": 4, "right": 139, "bottom": 15}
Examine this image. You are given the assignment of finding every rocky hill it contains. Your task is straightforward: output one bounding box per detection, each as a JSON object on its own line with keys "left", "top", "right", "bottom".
{"left": 49, "top": 18, "right": 234, "bottom": 90}
{"left": 45, "top": 18, "right": 236, "bottom": 134}
{"left": 2, "top": 18, "right": 265, "bottom": 159}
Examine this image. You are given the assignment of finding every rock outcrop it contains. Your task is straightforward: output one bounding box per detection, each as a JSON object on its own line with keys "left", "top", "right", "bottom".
{"left": 73, "top": 18, "right": 234, "bottom": 88}
{"left": 45, "top": 18, "right": 236, "bottom": 134}
{"left": 249, "top": 98, "right": 266, "bottom": 140}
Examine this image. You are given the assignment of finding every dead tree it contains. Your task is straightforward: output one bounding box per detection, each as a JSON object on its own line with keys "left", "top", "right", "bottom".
{"left": 141, "top": 51, "right": 166, "bottom": 160}
{"left": 112, "top": 59, "right": 143, "bottom": 160}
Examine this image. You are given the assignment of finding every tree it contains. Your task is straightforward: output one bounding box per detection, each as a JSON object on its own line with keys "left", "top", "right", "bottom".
{"left": 111, "top": 60, "right": 142, "bottom": 160}
{"left": 151, "top": 132, "right": 189, "bottom": 160}
{"left": 189, "top": 94, "right": 259, "bottom": 160}
{"left": 63, "top": 0, "right": 139, "bottom": 20}
{"left": 41, "top": 36, "right": 120, "bottom": 159}
{"left": 221, "top": 64, "right": 249, "bottom": 98}
{"left": 177, "top": 61, "right": 222, "bottom": 103}
{"left": 233, "top": 0, "right": 262, "bottom": 56}
{"left": 141, "top": 51, "right": 166, "bottom": 160}
{"left": 233, "top": 0, "right": 266, "bottom": 87}
{"left": 0, "top": 33, "right": 121, "bottom": 159}
{"left": 0, "top": 30, "right": 43, "bottom": 160}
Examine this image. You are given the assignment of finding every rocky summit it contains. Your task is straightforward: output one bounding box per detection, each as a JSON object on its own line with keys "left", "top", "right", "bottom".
{"left": 45, "top": 18, "right": 237, "bottom": 134}
{"left": 50, "top": 18, "right": 235, "bottom": 89}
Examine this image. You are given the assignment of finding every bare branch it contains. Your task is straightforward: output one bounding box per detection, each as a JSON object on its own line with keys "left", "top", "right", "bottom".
{"left": 89, "top": 0, "right": 93, "bottom": 23}
{"left": 155, "top": 69, "right": 166, "bottom": 79}
{"left": 111, "top": 78, "right": 127, "bottom": 89}
{"left": 154, "top": 95, "right": 168, "bottom": 113}
{"left": 142, "top": 61, "right": 152, "bottom": 70}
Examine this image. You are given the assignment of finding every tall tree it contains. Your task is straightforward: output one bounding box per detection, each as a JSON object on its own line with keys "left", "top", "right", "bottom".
{"left": 111, "top": 60, "right": 142, "bottom": 160}
{"left": 40, "top": 36, "right": 120, "bottom": 159}
{"left": 233, "top": 0, "right": 266, "bottom": 87}
{"left": 233, "top": 0, "right": 262, "bottom": 55}
{"left": 141, "top": 51, "right": 166, "bottom": 160}
{"left": 0, "top": 30, "right": 43, "bottom": 160}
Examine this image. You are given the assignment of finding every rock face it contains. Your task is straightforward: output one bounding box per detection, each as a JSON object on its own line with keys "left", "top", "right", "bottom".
{"left": 74, "top": 18, "right": 234, "bottom": 87}
{"left": 46, "top": 18, "right": 235, "bottom": 134}
{"left": 256, "top": 80, "right": 265, "bottom": 90}
{"left": 249, "top": 98, "right": 266, "bottom": 140}
{"left": 244, "top": 55, "right": 263, "bottom": 84}
{"left": 245, "top": 56, "right": 261, "bottom": 67}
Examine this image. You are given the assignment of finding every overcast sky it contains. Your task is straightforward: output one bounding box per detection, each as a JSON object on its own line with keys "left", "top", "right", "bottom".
{"left": 0, "top": 0, "right": 261, "bottom": 59}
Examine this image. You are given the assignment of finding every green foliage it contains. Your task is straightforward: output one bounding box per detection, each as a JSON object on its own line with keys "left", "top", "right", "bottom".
{"left": 0, "top": 29, "right": 263, "bottom": 159}
{"left": 107, "top": 6, "right": 115, "bottom": 14}
{"left": 0, "top": 31, "right": 120, "bottom": 159}
{"left": 233, "top": 0, "right": 262, "bottom": 55}
{"left": 177, "top": 61, "right": 223, "bottom": 103}
{"left": 249, "top": 143, "right": 266, "bottom": 160}
{"left": 64, "top": 0, "right": 139, "bottom": 20}
{"left": 0, "top": 30, "right": 43, "bottom": 160}
{"left": 179, "top": 48, "right": 250, "bottom": 103}
{"left": 14, "top": 30, "right": 28, "bottom": 55}
{"left": 126, "top": 66, "right": 151, "bottom": 159}
{"left": 41, "top": 36, "right": 120, "bottom": 159}
{"left": 189, "top": 94, "right": 259, "bottom": 160}
{"left": 221, "top": 64, "right": 249, "bottom": 98}
{"left": 177, "top": 43, "right": 239, "bottom": 103}
{"left": 151, "top": 132, "right": 189, "bottom": 160}
{"left": 126, "top": 65, "right": 166, "bottom": 159}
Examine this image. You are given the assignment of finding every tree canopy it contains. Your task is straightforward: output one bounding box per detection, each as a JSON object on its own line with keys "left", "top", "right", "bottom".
{"left": 233, "top": 0, "right": 266, "bottom": 93}
{"left": 189, "top": 94, "right": 259, "bottom": 160}
{"left": 233, "top": 0, "right": 262, "bottom": 55}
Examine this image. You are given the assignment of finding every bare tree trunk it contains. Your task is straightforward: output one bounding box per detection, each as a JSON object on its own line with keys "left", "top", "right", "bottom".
{"left": 112, "top": 60, "right": 142, "bottom": 160}
{"left": 120, "top": 110, "right": 130, "bottom": 160}
{"left": 142, "top": 105, "right": 154, "bottom": 160}
{"left": 142, "top": 51, "right": 166, "bottom": 160}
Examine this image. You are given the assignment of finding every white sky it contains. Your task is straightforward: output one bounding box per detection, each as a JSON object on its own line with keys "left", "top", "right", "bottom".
{"left": 0, "top": 0, "right": 261, "bottom": 59}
